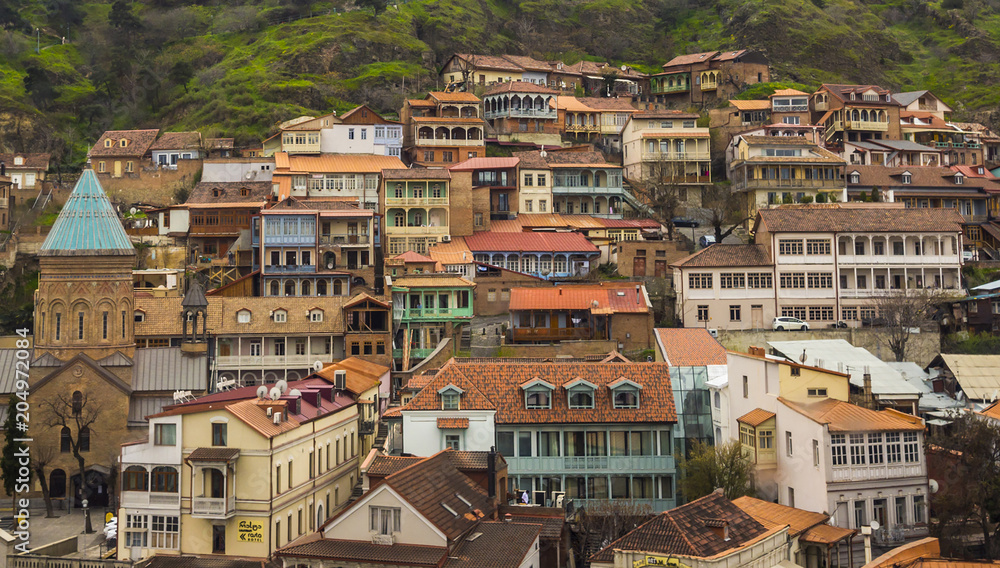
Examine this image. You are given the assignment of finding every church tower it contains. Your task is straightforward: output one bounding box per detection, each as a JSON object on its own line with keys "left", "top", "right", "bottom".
{"left": 34, "top": 169, "right": 137, "bottom": 360}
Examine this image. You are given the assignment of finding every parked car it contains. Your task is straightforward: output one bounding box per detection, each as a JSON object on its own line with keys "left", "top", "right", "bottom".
{"left": 772, "top": 316, "right": 809, "bottom": 331}
{"left": 699, "top": 235, "right": 716, "bottom": 248}
{"left": 672, "top": 217, "right": 699, "bottom": 228}
{"left": 831, "top": 320, "right": 848, "bottom": 329}
{"left": 963, "top": 250, "right": 976, "bottom": 262}
{"left": 862, "top": 316, "right": 888, "bottom": 327}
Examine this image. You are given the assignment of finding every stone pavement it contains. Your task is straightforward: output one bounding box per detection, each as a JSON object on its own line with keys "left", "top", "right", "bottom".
{"left": 24, "top": 508, "right": 112, "bottom": 557}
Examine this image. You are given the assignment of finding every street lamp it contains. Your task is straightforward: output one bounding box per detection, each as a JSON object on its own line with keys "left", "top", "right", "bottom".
{"left": 83, "top": 498, "right": 93, "bottom": 534}
{"left": 35, "top": 28, "right": 40, "bottom": 54}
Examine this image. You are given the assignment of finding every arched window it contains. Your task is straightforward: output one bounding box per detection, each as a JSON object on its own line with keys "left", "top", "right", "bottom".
{"left": 569, "top": 390, "right": 594, "bottom": 409}
{"left": 333, "top": 280, "right": 343, "bottom": 296}
{"left": 50, "top": 470, "right": 67, "bottom": 498}
{"left": 269, "top": 281, "right": 280, "bottom": 296}
{"left": 317, "top": 280, "right": 328, "bottom": 296}
{"left": 72, "top": 391, "right": 83, "bottom": 416}
{"left": 714, "top": 392, "right": 721, "bottom": 408}
{"left": 60, "top": 427, "right": 71, "bottom": 453}
{"left": 123, "top": 466, "right": 149, "bottom": 492}
{"left": 301, "top": 280, "right": 311, "bottom": 296}
{"left": 284, "top": 281, "right": 295, "bottom": 296}
{"left": 613, "top": 390, "right": 639, "bottom": 409}
{"left": 394, "top": 212, "right": 404, "bottom": 227}
{"left": 152, "top": 466, "right": 179, "bottom": 493}
{"left": 79, "top": 427, "right": 91, "bottom": 452}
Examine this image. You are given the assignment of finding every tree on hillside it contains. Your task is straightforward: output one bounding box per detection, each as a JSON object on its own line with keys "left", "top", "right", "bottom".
{"left": 109, "top": 0, "right": 142, "bottom": 41}
{"left": 870, "top": 288, "right": 950, "bottom": 361}
{"left": 928, "top": 411, "right": 1000, "bottom": 558}
{"left": 0, "top": 0, "right": 25, "bottom": 30}
{"left": 600, "top": 69, "right": 619, "bottom": 97}
{"left": 1, "top": 396, "right": 29, "bottom": 515}
{"left": 24, "top": 66, "right": 56, "bottom": 111}
{"left": 356, "top": 0, "right": 389, "bottom": 17}
{"left": 39, "top": 392, "right": 103, "bottom": 533}
{"left": 703, "top": 182, "right": 750, "bottom": 243}
{"left": 630, "top": 160, "right": 689, "bottom": 241}
{"left": 676, "top": 439, "right": 755, "bottom": 501}
{"left": 168, "top": 61, "right": 194, "bottom": 94}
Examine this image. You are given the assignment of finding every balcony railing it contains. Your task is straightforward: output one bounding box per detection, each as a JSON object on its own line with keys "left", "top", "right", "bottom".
{"left": 415, "top": 138, "right": 483, "bottom": 147}
{"left": 121, "top": 491, "right": 181, "bottom": 508}
{"left": 402, "top": 307, "right": 474, "bottom": 320}
{"left": 192, "top": 495, "right": 237, "bottom": 518}
{"left": 512, "top": 327, "right": 592, "bottom": 341}
{"left": 836, "top": 253, "right": 962, "bottom": 266}
{"left": 507, "top": 455, "right": 675, "bottom": 473}
{"left": 652, "top": 84, "right": 690, "bottom": 94}
{"left": 262, "top": 235, "right": 316, "bottom": 245}
{"left": 845, "top": 120, "right": 889, "bottom": 132}
{"left": 393, "top": 347, "right": 435, "bottom": 360}
{"left": 839, "top": 285, "right": 962, "bottom": 299}
{"left": 216, "top": 354, "right": 326, "bottom": 368}
{"left": 829, "top": 463, "right": 923, "bottom": 483}
{"left": 640, "top": 151, "right": 711, "bottom": 162}
{"left": 485, "top": 109, "right": 557, "bottom": 120}
{"left": 360, "top": 419, "right": 376, "bottom": 435}
{"left": 385, "top": 225, "right": 449, "bottom": 235}
{"left": 551, "top": 185, "right": 625, "bottom": 195}
{"left": 773, "top": 104, "right": 809, "bottom": 113}
{"left": 701, "top": 81, "right": 718, "bottom": 91}
{"left": 319, "top": 234, "right": 370, "bottom": 245}
{"left": 264, "top": 264, "right": 316, "bottom": 274}
{"left": 734, "top": 178, "right": 838, "bottom": 190}
{"left": 573, "top": 498, "right": 675, "bottom": 512}
{"left": 566, "top": 124, "right": 600, "bottom": 132}
{"left": 384, "top": 197, "right": 449, "bottom": 207}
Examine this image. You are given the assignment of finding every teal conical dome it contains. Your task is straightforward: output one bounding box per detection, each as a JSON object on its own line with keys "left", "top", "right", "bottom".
{"left": 40, "top": 169, "right": 135, "bottom": 256}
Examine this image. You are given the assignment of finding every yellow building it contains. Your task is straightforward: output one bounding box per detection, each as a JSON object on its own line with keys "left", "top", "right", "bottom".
{"left": 117, "top": 375, "right": 365, "bottom": 560}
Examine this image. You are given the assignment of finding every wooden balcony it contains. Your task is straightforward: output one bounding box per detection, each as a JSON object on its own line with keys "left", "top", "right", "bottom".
{"left": 384, "top": 196, "right": 449, "bottom": 207}
{"left": 415, "top": 138, "right": 483, "bottom": 147}
{"left": 701, "top": 81, "right": 718, "bottom": 91}
{"left": 191, "top": 495, "right": 236, "bottom": 519}
{"left": 512, "top": 327, "right": 592, "bottom": 342}
{"left": 121, "top": 490, "right": 181, "bottom": 508}
{"left": 641, "top": 151, "right": 711, "bottom": 162}
{"left": 189, "top": 224, "right": 244, "bottom": 236}
{"left": 845, "top": 120, "right": 889, "bottom": 132}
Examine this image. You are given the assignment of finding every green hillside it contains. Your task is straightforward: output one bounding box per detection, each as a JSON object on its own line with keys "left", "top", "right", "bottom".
{"left": 1, "top": 0, "right": 999, "bottom": 167}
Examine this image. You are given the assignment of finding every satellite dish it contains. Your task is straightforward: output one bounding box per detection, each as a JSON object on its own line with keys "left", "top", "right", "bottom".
{"left": 244, "top": 171, "right": 254, "bottom": 180}
{"left": 539, "top": 150, "right": 547, "bottom": 158}
{"left": 620, "top": 64, "right": 627, "bottom": 71}
{"left": 256, "top": 385, "right": 268, "bottom": 400}
{"left": 929, "top": 479, "right": 939, "bottom": 494}
{"left": 870, "top": 520, "right": 880, "bottom": 531}
{"left": 275, "top": 379, "right": 288, "bottom": 394}
{"left": 313, "top": 361, "right": 324, "bottom": 372}
{"left": 289, "top": 388, "right": 301, "bottom": 397}
{"left": 130, "top": 207, "right": 137, "bottom": 215}
{"left": 268, "top": 387, "right": 281, "bottom": 401}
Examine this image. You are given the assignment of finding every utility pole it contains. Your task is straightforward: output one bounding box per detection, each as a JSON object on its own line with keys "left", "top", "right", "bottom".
{"left": 35, "top": 28, "right": 40, "bottom": 53}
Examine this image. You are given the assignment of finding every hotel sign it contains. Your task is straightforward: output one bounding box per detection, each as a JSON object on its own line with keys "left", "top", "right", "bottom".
{"left": 633, "top": 555, "right": 686, "bottom": 568}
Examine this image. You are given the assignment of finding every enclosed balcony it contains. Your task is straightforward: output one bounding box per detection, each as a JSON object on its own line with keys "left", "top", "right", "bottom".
{"left": 120, "top": 465, "right": 181, "bottom": 509}
{"left": 415, "top": 125, "right": 484, "bottom": 147}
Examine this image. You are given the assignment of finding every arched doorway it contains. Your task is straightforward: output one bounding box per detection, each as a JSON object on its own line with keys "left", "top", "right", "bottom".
{"left": 50, "top": 469, "right": 67, "bottom": 499}
{"left": 70, "top": 468, "right": 109, "bottom": 508}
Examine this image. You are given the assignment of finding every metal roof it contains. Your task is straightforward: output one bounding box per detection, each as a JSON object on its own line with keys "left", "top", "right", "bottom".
{"left": 936, "top": 354, "right": 1000, "bottom": 401}
{"left": 768, "top": 339, "right": 921, "bottom": 397}
{"left": 40, "top": 169, "right": 135, "bottom": 256}
{"left": 132, "top": 347, "right": 209, "bottom": 392}
{"left": 127, "top": 396, "right": 173, "bottom": 426}
{"left": 0, "top": 349, "right": 19, "bottom": 393}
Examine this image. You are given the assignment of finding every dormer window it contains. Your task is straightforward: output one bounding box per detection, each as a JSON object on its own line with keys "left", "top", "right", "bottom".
{"left": 565, "top": 378, "right": 597, "bottom": 409}
{"left": 134, "top": 310, "right": 146, "bottom": 323}
{"left": 849, "top": 172, "right": 860, "bottom": 184}
{"left": 237, "top": 309, "right": 251, "bottom": 323}
{"left": 901, "top": 171, "right": 912, "bottom": 184}
{"left": 309, "top": 308, "right": 324, "bottom": 322}
{"left": 438, "top": 385, "right": 464, "bottom": 410}
{"left": 273, "top": 309, "right": 287, "bottom": 323}
{"left": 120, "top": 139, "right": 129, "bottom": 148}
{"left": 212, "top": 189, "right": 221, "bottom": 197}
{"left": 521, "top": 378, "right": 555, "bottom": 409}
{"left": 609, "top": 378, "right": 642, "bottom": 409}
{"left": 13, "top": 156, "right": 23, "bottom": 166}
{"left": 240, "top": 187, "right": 250, "bottom": 196}
{"left": 955, "top": 174, "right": 964, "bottom": 185}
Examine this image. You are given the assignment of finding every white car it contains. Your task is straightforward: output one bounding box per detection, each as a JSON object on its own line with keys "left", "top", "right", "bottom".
{"left": 772, "top": 316, "right": 809, "bottom": 331}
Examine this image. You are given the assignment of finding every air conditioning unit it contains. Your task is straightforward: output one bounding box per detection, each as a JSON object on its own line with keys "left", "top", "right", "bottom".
{"left": 334, "top": 370, "right": 346, "bottom": 390}
{"left": 441, "top": 235, "right": 452, "bottom": 243}
{"left": 708, "top": 328, "right": 719, "bottom": 338}
{"left": 553, "top": 491, "right": 566, "bottom": 508}
{"left": 273, "top": 412, "right": 282, "bottom": 424}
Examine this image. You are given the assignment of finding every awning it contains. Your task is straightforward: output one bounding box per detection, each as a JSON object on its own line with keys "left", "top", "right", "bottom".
{"left": 800, "top": 524, "right": 855, "bottom": 545}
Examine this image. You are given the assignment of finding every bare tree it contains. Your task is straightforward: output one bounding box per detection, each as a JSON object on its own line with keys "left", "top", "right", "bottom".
{"left": 31, "top": 444, "right": 57, "bottom": 518}
{"left": 38, "top": 392, "right": 102, "bottom": 533}
{"left": 575, "top": 499, "right": 655, "bottom": 564}
{"left": 869, "top": 288, "right": 951, "bottom": 361}
{"left": 702, "top": 182, "right": 750, "bottom": 243}
{"left": 449, "top": 54, "right": 478, "bottom": 92}
{"left": 676, "top": 439, "right": 755, "bottom": 501}
{"left": 630, "top": 160, "right": 688, "bottom": 241}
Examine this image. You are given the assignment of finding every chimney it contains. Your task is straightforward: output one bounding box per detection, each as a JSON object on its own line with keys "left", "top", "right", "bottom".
{"left": 0, "top": 162, "right": 5, "bottom": 176}
{"left": 504, "top": 513, "right": 513, "bottom": 522}
{"left": 315, "top": 384, "right": 334, "bottom": 402}
{"left": 487, "top": 446, "right": 497, "bottom": 500}
{"left": 636, "top": 284, "right": 641, "bottom": 304}
{"left": 863, "top": 371, "right": 873, "bottom": 408}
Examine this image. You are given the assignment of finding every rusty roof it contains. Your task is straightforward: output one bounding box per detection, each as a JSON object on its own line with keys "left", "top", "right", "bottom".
{"left": 590, "top": 490, "right": 768, "bottom": 563}
{"left": 429, "top": 91, "right": 482, "bottom": 103}
{"left": 314, "top": 357, "right": 388, "bottom": 395}
{"left": 404, "top": 360, "right": 676, "bottom": 425}
{"left": 756, "top": 205, "right": 965, "bottom": 234}
{"left": 730, "top": 100, "right": 771, "bottom": 111}
{"left": 501, "top": 54, "right": 555, "bottom": 72}
{"left": 451, "top": 53, "right": 524, "bottom": 72}
{"left": 508, "top": 285, "right": 649, "bottom": 313}
{"left": 737, "top": 408, "right": 776, "bottom": 427}
{"left": 443, "top": 521, "right": 541, "bottom": 568}
{"left": 799, "top": 523, "right": 855, "bottom": 545}
{"left": 655, "top": 328, "right": 727, "bottom": 366}
{"left": 187, "top": 447, "right": 241, "bottom": 462}
{"left": 662, "top": 51, "right": 720, "bottom": 68}
{"left": 484, "top": 81, "right": 558, "bottom": 96}
{"left": 780, "top": 397, "right": 925, "bottom": 432}
{"left": 383, "top": 168, "right": 452, "bottom": 180}
{"left": 392, "top": 275, "right": 475, "bottom": 289}
{"left": 732, "top": 496, "right": 830, "bottom": 538}
{"left": 89, "top": 129, "right": 160, "bottom": 157}
{"left": 427, "top": 236, "right": 473, "bottom": 265}
{"left": 278, "top": 539, "right": 445, "bottom": 566}
{"left": 187, "top": 181, "right": 271, "bottom": 204}
{"left": 464, "top": 230, "right": 599, "bottom": 254}
{"left": 672, "top": 244, "right": 772, "bottom": 268}
{"left": 274, "top": 152, "right": 405, "bottom": 173}
{"left": 0, "top": 153, "right": 51, "bottom": 169}
{"left": 577, "top": 97, "right": 639, "bottom": 111}
{"left": 448, "top": 157, "right": 520, "bottom": 171}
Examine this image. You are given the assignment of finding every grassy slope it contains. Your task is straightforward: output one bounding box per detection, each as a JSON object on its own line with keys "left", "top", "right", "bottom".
{"left": 2, "top": 0, "right": 1000, "bottom": 162}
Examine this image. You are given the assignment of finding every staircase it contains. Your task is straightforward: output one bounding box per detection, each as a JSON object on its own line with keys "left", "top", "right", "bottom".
{"left": 373, "top": 421, "right": 389, "bottom": 451}
{"left": 621, "top": 181, "right": 656, "bottom": 219}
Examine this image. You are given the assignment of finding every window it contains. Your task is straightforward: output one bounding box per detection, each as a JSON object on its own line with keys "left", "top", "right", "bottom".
{"left": 523, "top": 174, "right": 533, "bottom": 186}
{"left": 697, "top": 305, "right": 709, "bottom": 322}
{"left": 151, "top": 466, "right": 177, "bottom": 493}
{"left": 886, "top": 432, "right": 901, "bottom": 463}
{"left": 786, "top": 431, "right": 793, "bottom": 456}
{"left": 525, "top": 200, "right": 533, "bottom": 212}
{"left": 77, "top": 311, "right": 85, "bottom": 340}
{"left": 807, "top": 388, "right": 827, "bottom": 397}
{"left": 831, "top": 433, "right": 847, "bottom": 465}
{"left": 613, "top": 388, "right": 639, "bottom": 409}
{"left": 914, "top": 495, "right": 926, "bottom": 524}
{"left": 125, "top": 514, "right": 148, "bottom": 548}
{"left": 748, "top": 273, "right": 773, "bottom": 288}
{"left": 790, "top": 367, "right": 801, "bottom": 377}
{"left": 850, "top": 433, "right": 866, "bottom": 465}
{"left": 778, "top": 240, "right": 803, "bottom": 255}
{"left": 896, "top": 496, "right": 907, "bottom": 526}
{"left": 720, "top": 273, "right": 746, "bottom": 289}
{"left": 539, "top": 200, "right": 547, "bottom": 212}
{"left": 868, "top": 433, "right": 884, "bottom": 464}
{"left": 423, "top": 151, "right": 434, "bottom": 162}
{"left": 348, "top": 128, "right": 355, "bottom": 140}
{"left": 370, "top": 506, "right": 401, "bottom": 535}
{"left": 102, "top": 311, "right": 108, "bottom": 340}
{"left": 237, "top": 310, "right": 251, "bottom": 323}
{"left": 526, "top": 389, "right": 551, "bottom": 409}
{"left": 537, "top": 174, "right": 546, "bottom": 186}
{"left": 445, "top": 434, "right": 460, "bottom": 450}
{"left": 854, "top": 500, "right": 866, "bottom": 529}
{"left": 212, "top": 423, "right": 227, "bottom": 446}
{"left": 442, "top": 392, "right": 460, "bottom": 410}
{"left": 813, "top": 439, "right": 820, "bottom": 467}
{"left": 743, "top": 376, "right": 749, "bottom": 398}
{"left": 788, "top": 487, "right": 795, "bottom": 507}
{"left": 779, "top": 273, "right": 805, "bottom": 288}
{"left": 689, "top": 273, "right": 712, "bottom": 289}
{"left": 904, "top": 432, "right": 920, "bottom": 462}
{"left": 807, "top": 273, "right": 833, "bottom": 288}
{"left": 873, "top": 241, "right": 885, "bottom": 255}
{"left": 806, "top": 239, "right": 831, "bottom": 255}
{"left": 273, "top": 310, "right": 287, "bottom": 323}
{"left": 310, "top": 309, "right": 323, "bottom": 322}
{"left": 569, "top": 389, "right": 594, "bottom": 409}
{"left": 902, "top": 173, "right": 912, "bottom": 184}
{"left": 759, "top": 430, "right": 773, "bottom": 449}
{"left": 730, "top": 305, "right": 741, "bottom": 321}
{"left": 154, "top": 424, "right": 176, "bottom": 446}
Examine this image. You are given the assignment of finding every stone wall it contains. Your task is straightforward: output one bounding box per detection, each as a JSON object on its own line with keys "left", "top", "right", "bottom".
{"left": 495, "top": 340, "right": 618, "bottom": 358}
{"left": 96, "top": 159, "right": 203, "bottom": 206}
{"left": 716, "top": 326, "right": 941, "bottom": 367}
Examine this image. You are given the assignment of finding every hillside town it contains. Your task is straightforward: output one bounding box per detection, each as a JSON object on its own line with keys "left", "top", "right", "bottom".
{"left": 3, "top": 49, "right": 1000, "bottom": 568}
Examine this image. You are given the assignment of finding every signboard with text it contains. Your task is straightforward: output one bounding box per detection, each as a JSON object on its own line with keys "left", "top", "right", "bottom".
{"left": 237, "top": 520, "right": 263, "bottom": 543}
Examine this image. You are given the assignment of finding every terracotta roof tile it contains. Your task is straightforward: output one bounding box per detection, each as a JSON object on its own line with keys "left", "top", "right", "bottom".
{"left": 89, "top": 129, "right": 160, "bottom": 157}
{"left": 448, "top": 157, "right": 520, "bottom": 171}
{"left": 757, "top": 205, "right": 965, "bottom": 234}
{"left": 846, "top": 165, "right": 1000, "bottom": 192}
{"left": 779, "top": 397, "right": 925, "bottom": 432}
{"left": 464, "top": 231, "right": 598, "bottom": 254}
{"left": 771, "top": 88, "right": 809, "bottom": 97}
{"left": 314, "top": 357, "right": 387, "bottom": 395}
{"left": 501, "top": 511, "right": 565, "bottom": 539}
{"left": 508, "top": 285, "right": 649, "bottom": 313}
{"left": 393, "top": 250, "right": 436, "bottom": 263}
{"left": 443, "top": 522, "right": 540, "bottom": 568}
{"left": 662, "top": 51, "right": 720, "bottom": 68}
{"left": 484, "top": 81, "right": 558, "bottom": 96}
{"left": 404, "top": 360, "right": 676, "bottom": 425}
{"left": 672, "top": 244, "right": 772, "bottom": 268}
{"left": 655, "top": 328, "right": 727, "bottom": 366}
{"left": 186, "top": 181, "right": 271, "bottom": 204}
{"left": 366, "top": 455, "right": 422, "bottom": 477}
{"left": 577, "top": 97, "right": 640, "bottom": 111}
{"left": 590, "top": 491, "right": 767, "bottom": 563}
{"left": 150, "top": 131, "right": 202, "bottom": 151}
{"left": 392, "top": 275, "right": 475, "bottom": 289}
{"left": 731, "top": 496, "right": 829, "bottom": 537}
{"left": 427, "top": 236, "right": 473, "bottom": 265}
{"left": 501, "top": 55, "right": 554, "bottom": 72}
{"left": 438, "top": 417, "right": 470, "bottom": 429}
{"left": 275, "top": 153, "right": 406, "bottom": 174}
{"left": 428, "top": 91, "right": 482, "bottom": 103}
{"left": 736, "top": 408, "right": 776, "bottom": 427}
{"left": 452, "top": 54, "right": 523, "bottom": 72}
{"left": 819, "top": 84, "right": 897, "bottom": 105}
{"left": 0, "top": 153, "right": 51, "bottom": 169}
{"left": 187, "top": 447, "right": 241, "bottom": 462}
{"left": 278, "top": 539, "right": 445, "bottom": 565}
{"left": 730, "top": 100, "right": 771, "bottom": 111}
{"left": 382, "top": 168, "right": 452, "bottom": 180}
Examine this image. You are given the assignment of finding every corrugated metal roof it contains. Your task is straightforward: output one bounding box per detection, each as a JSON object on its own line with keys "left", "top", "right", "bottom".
{"left": 128, "top": 396, "right": 173, "bottom": 425}
{"left": 132, "top": 347, "right": 209, "bottom": 392}
{"left": 276, "top": 153, "right": 405, "bottom": 173}
{"left": 464, "top": 231, "right": 599, "bottom": 253}
{"left": 938, "top": 354, "right": 1000, "bottom": 401}
{"left": 780, "top": 397, "right": 924, "bottom": 432}
{"left": 508, "top": 285, "right": 649, "bottom": 313}
{"left": 448, "top": 157, "right": 520, "bottom": 171}
{"left": 40, "top": 170, "right": 135, "bottom": 256}
{"left": 768, "top": 340, "right": 921, "bottom": 396}
{"left": 0, "top": 350, "right": 19, "bottom": 393}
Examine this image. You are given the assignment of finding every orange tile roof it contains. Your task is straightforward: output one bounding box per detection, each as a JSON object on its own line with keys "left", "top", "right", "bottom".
{"left": 730, "top": 100, "right": 771, "bottom": 111}
{"left": 464, "top": 230, "right": 599, "bottom": 254}
{"left": 732, "top": 496, "right": 829, "bottom": 538}
{"left": 225, "top": 399, "right": 302, "bottom": 438}
{"left": 978, "top": 400, "right": 1000, "bottom": 421}
{"left": 509, "top": 285, "right": 649, "bottom": 313}
{"left": 672, "top": 244, "right": 772, "bottom": 268}
{"left": 484, "top": 81, "right": 558, "bottom": 96}
{"left": 314, "top": 357, "right": 388, "bottom": 395}
{"left": 780, "top": 397, "right": 925, "bottom": 432}
{"left": 800, "top": 523, "right": 855, "bottom": 545}
{"left": 405, "top": 359, "right": 676, "bottom": 425}
{"left": 558, "top": 96, "right": 598, "bottom": 113}
{"left": 382, "top": 406, "right": 402, "bottom": 418}
{"left": 737, "top": 408, "right": 776, "bottom": 427}
{"left": 393, "top": 251, "right": 436, "bottom": 263}
{"left": 448, "top": 157, "right": 520, "bottom": 171}
{"left": 437, "top": 417, "right": 470, "bottom": 429}
{"left": 392, "top": 275, "right": 475, "bottom": 289}
{"left": 89, "top": 129, "right": 160, "bottom": 157}
{"left": 428, "top": 91, "right": 482, "bottom": 103}
{"left": 655, "top": 328, "right": 727, "bottom": 366}
{"left": 771, "top": 88, "right": 809, "bottom": 97}
{"left": 757, "top": 205, "right": 965, "bottom": 234}
{"left": 427, "top": 236, "right": 473, "bottom": 265}
{"left": 662, "top": 51, "right": 720, "bottom": 68}
{"left": 273, "top": 152, "right": 405, "bottom": 174}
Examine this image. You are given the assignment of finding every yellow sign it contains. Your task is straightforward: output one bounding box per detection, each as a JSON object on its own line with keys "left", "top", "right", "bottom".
{"left": 237, "top": 520, "right": 264, "bottom": 543}
{"left": 634, "top": 555, "right": 685, "bottom": 568}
